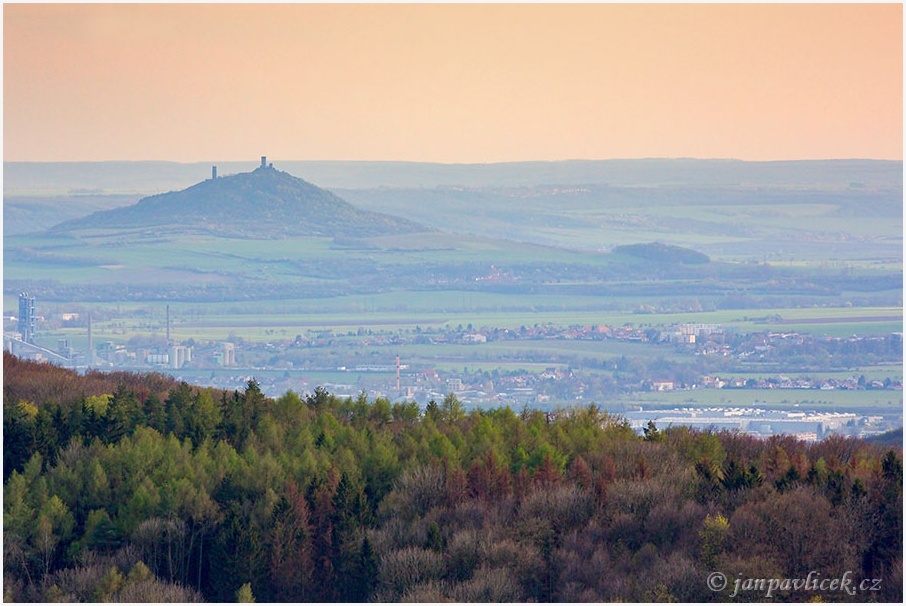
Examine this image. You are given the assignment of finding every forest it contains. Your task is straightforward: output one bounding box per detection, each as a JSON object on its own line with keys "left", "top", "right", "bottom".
{"left": 3, "top": 352, "right": 902, "bottom": 602}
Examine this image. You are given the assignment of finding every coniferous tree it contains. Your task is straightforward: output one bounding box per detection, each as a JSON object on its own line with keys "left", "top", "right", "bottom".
{"left": 267, "top": 479, "right": 314, "bottom": 601}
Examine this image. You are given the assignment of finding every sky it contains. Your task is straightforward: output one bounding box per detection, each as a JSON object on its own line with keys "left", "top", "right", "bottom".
{"left": 3, "top": 3, "right": 903, "bottom": 163}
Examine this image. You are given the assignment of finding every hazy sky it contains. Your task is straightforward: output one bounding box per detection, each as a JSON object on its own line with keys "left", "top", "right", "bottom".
{"left": 4, "top": 3, "right": 902, "bottom": 163}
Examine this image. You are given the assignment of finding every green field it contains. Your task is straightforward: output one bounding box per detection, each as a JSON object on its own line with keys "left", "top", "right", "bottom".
{"left": 21, "top": 293, "right": 902, "bottom": 352}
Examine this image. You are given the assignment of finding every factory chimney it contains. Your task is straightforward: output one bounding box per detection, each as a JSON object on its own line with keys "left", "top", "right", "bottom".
{"left": 87, "top": 312, "right": 93, "bottom": 366}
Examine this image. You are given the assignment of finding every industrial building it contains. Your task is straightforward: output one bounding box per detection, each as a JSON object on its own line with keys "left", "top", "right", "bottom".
{"left": 18, "top": 292, "right": 36, "bottom": 344}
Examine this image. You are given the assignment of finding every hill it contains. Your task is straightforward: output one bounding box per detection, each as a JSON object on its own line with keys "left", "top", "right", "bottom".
{"left": 4, "top": 158, "right": 901, "bottom": 308}
{"left": 864, "top": 427, "right": 904, "bottom": 447}
{"left": 7, "top": 159, "right": 901, "bottom": 262}
{"left": 50, "top": 163, "right": 427, "bottom": 238}
{"left": 612, "top": 242, "right": 710, "bottom": 264}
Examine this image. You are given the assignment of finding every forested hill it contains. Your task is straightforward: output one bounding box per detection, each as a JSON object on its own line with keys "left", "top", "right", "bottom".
{"left": 49, "top": 164, "right": 427, "bottom": 238}
{"left": 3, "top": 353, "right": 902, "bottom": 602}
{"left": 612, "top": 242, "right": 711, "bottom": 264}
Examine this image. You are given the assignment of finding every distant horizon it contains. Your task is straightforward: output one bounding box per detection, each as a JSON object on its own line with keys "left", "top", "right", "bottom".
{"left": 5, "top": 154, "right": 900, "bottom": 199}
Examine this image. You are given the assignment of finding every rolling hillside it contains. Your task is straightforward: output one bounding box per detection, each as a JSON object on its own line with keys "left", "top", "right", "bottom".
{"left": 50, "top": 163, "right": 427, "bottom": 238}
{"left": 3, "top": 160, "right": 901, "bottom": 308}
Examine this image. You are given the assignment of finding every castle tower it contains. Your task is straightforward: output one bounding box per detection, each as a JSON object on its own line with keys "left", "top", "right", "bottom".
{"left": 261, "top": 156, "right": 267, "bottom": 168}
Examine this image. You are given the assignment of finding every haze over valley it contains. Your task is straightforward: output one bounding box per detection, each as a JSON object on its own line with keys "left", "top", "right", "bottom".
{"left": 4, "top": 158, "right": 901, "bottom": 438}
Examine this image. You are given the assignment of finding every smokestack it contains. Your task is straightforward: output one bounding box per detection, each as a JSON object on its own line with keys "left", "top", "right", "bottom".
{"left": 166, "top": 304, "right": 170, "bottom": 343}
{"left": 396, "top": 355, "right": 401, "bottom": 393}
{"left": 212, "top": 165, "right": 217, "bottom": 179}
{"left": 87, "top": 312, "right": 93, "bottom": 366}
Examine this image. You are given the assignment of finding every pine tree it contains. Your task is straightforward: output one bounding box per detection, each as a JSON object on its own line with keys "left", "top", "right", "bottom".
{"left": 268, "top": 479, "right": 314, "bottom": 601}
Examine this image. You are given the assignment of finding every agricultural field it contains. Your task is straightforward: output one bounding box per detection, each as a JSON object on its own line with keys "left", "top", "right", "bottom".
{"left": 24, "top": 295, "right": 902, "bottom": 347}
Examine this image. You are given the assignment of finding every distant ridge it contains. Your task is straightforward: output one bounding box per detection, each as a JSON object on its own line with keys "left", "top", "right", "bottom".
{"left": 6, "top": 158, "right": 901, "bottom": 193}
{"left": 863, "top": 427, "right": 903, "bottom": 447}
{"left": 612, "top": 242, "right": 710, "bottom": 265}
{"left": 49, "top": 162, "right": 427, "bottom": 238}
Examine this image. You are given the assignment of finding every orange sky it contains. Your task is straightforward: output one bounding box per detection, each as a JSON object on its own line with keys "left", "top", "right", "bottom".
{"left": 3, "top": 3, "right": 902, "bottom": 163}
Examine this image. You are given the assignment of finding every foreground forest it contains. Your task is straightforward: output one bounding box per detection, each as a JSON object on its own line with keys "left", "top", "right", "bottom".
{"left": 3, "top": 353, "right": 902, "bottom": 602}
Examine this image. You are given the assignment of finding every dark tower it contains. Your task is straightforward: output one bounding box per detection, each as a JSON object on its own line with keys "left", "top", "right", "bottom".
{"left": 212, "top": 165, "right": 217, "bottom": 179}
{"left": 87, "top": 312, "right": 94, "bottom": 366}
{"left": 261, "top": 156, "right": 267, "bottom": 168}
{"left": 17, "top": 292, "right": 36, "bottom": 344}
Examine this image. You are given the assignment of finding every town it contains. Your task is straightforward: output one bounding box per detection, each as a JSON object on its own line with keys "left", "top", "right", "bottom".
{"left": 6, "top": 293, "right": 901, "bottom": 441}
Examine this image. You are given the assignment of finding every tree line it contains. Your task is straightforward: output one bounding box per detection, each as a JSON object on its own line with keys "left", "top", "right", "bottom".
{"left": 3, "top": 352, "right": 902, "bottom": 602}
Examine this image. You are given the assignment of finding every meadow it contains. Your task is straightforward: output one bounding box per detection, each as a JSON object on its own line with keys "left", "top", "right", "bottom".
{"left": 27, "top": 295, "right": 901, "bottom": 347}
